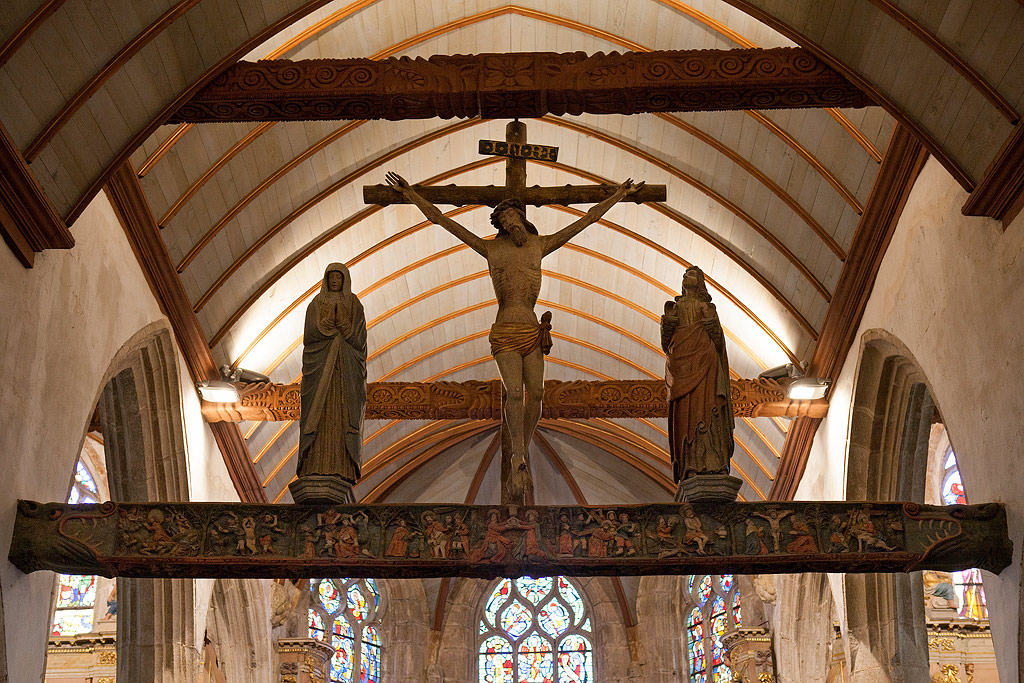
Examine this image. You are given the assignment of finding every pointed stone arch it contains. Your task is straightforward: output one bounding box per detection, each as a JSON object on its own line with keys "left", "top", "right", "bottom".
{"left": 96, "top": 322, "right": 199, "bottom": 682}
{"left": 842, "top": 329, "right": 934, "bottom": 683}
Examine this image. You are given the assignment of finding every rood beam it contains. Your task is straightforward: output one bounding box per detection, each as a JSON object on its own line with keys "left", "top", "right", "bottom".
{"left": 168, "top": 47, "right": 873, "bottom": 124}
{"left": 199, "top": 378, "right": 829, "bottom": 423}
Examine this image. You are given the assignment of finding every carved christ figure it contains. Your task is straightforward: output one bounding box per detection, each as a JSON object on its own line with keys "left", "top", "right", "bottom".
{"left": 385, "top": 172, "right": 643, "bottom": 499}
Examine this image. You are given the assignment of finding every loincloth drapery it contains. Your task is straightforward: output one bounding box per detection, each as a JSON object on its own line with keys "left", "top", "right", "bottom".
{"left": 489, "top": 312, "right": 553, "bottom": 357}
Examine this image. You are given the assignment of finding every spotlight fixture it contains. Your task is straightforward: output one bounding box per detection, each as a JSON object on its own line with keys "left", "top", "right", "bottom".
{"left": 197, "top": 380, "right": 241, "bottom": 404}
{"left": 786, "top": 377, "right": 831, "bottom": 401}
{"left": 219, "top": 365, "right": 271, "bottom": 384}
{"left": 757, "top": 363, "right": 801, "bottom": 381}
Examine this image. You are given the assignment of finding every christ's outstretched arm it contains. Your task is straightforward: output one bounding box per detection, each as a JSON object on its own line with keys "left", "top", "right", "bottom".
{"left": 542, "top": 179, "right": 644, "bottom": 256}
{"left": 385, "top": 172, "right": 488, "bottom": 257}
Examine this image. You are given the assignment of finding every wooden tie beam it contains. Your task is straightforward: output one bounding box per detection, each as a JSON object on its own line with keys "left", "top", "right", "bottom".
{"left": 10, "top": 500, "right": 1011, "bottom": 580}
{"left": 199, "top": 378, "right": 829, "bottom": 423}
{"left": 168, "top": 47, "right": 873, "bottom": 124}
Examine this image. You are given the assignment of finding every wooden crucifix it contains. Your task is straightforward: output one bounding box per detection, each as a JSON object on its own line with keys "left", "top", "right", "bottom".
{"left": 363, "top": 121, "right": 666, "bottom": 506}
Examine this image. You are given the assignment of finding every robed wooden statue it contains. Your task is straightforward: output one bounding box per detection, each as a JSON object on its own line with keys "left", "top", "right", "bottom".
{"left": 661, "top": 266, "right": 736, "bottom": 497}
{"left": 291, "top": 263, "right": 367, "bottom": 503}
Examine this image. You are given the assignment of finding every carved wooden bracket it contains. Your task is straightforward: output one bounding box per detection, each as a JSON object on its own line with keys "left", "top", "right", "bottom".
{"left": 199, "top": 378, "right": 828, "bottom": 422}
{"left": 10, "top": 500, "right": 1011, "bottom": 579}
{"left": 168, "top": 47, "right": 873, "bottom": 124}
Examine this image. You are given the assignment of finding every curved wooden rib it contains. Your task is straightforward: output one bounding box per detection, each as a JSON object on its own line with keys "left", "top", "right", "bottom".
{"left": 24, "top": 0, "right": 205, "bottom": 161}
{"left": 542, "top": 116, "right": 831, "bottom": 301}
{"left": 137, "top": 124, "right": 194, "bottom": 178}
{"left": 211, "top": 158, "right": 809, "bottom": 358}
{"left": 718, "top": 0, "right": 973, "bottom": 191}
{"left": 65, "top": 0, "right": 336, "bottom": 224}
{"left": 177, "top": 119, "right": 367, "bottom": 272}
{"left": 651, "top": 0, "right": 882, "bottom": 163}
{"left": 158, "top": 122, "right": 277, "bottom": 226}
{"left": 867, "top": 0, "right": 1017, "bottom": 122}
{"left": 195, "top": 129, "right": 491, "bottom": 314}
{"left": 654, "top": 112, "right": 845, "bottom": 258}
{"left": 0, "top": 0, "right": 70, "bottom": 68}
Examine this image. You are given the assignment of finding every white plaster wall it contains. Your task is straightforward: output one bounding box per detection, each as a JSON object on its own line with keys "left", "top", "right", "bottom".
{"left": 0, "top": 192, "right": 238, "bottom": 681}
{"left": 795, "top": 158, "right": 1024, "bottom": 682}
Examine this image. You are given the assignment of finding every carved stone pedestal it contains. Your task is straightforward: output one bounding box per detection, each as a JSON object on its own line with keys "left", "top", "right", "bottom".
{"left": 675, "top": 474, "right": 743, "bottom": 502}
{"left": 722, "top": 627, "right": 775, "bottom": 683}
{"left": 289, "top": 475, "right": 355, "bottom": 504}
{"left": 276, "top": 638, "right": 335, "bottom": 683}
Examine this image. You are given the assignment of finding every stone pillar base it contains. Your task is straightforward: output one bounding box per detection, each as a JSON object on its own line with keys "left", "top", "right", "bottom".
{"left": 289, "top": 475, "right": 355, "bottom": 504}
{"left": 675, "top": 474, "right": 743, "bottom": 502}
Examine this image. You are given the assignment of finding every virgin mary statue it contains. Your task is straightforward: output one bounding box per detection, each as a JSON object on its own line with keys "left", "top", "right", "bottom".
{"left": 297, "top": 263, "right": 367, "bottom": 484}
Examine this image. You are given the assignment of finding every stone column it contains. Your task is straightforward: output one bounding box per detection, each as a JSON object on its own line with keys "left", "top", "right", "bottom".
{"left": 723, "top": 627, "right": 775, "bottom": 682}
{"left": 275, "top": 638, "right": 334, "bottom": 683}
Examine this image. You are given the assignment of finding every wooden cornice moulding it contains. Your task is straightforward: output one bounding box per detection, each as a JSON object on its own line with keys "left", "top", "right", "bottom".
{"left": 168, "top": 47, "right": 873, "bottom": 124}
{"left": 0, "top": 120, "right": 73, "bottom": 267}
{"left": 961, "top": 121, "right": 1024, "bottom": 224}
{"left": 769, "top": 125, "right": 928, "bottom": 501}
{"left": 199, "top": 378, "right": 829, "bottom": 423}
{"left": 10, "top": 499, "right": 1012, "bottom": 579}
{"left": 104, "top": 163, "right": 266, "bottom": 503}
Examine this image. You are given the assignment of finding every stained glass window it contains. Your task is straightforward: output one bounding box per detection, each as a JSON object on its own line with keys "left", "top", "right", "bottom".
{"left": 479, "top": 576, "right": 594, "bottom": 683}
{"left": 937, "top": 449, "right": 987, "bottom": 619}
{"left": 683, "top": 576, "right": 740, "bottom": 683}
{"left": 309, "top": 578, "right": 384, "bottom": 682}
{"left": 52, "top": 446, "right": 106, "bottom": 637}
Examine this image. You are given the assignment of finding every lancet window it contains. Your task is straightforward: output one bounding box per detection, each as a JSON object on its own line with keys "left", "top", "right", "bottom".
{"left": 684, "top": 574, "right": 741, "bottom": 683}
{"left": 478, "top": 576, "right": 594, "bottom": 683}
{"left": 941, "top": 450, "right": 988, "bottom": 620}
{"left": 308, "top": 578, "right": 384, "bottom": 683}
{"left": 52, "top": 444, "right": 106, "bottom": 636}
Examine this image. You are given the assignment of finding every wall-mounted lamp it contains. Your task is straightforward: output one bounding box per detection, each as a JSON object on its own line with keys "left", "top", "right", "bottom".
{"left": 197, "top": 380, "right": 241, "bottom": 404}
{"left": 786, "top": 376, "right": 831, "bottom": 401}
{"left": 757, "top": 363, "right": 830, "bottom": 400}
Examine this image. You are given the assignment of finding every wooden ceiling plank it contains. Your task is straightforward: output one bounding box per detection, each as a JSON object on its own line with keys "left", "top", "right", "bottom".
{"left": 0, "top": 0, "right": 70, "bottom": 69}
{"left": 103, "top": 162, "right": 266, "bottom": 503}
{"left": 24, "top": 0, "right": 205, "bottom": 161}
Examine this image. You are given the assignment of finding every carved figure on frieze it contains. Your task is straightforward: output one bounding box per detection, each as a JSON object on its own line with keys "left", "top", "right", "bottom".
{"left": 785, "top": 516, "right": 818, "bottom": 554}
{"left": 451, "top": 513, "right": 471, "bottom": 558}
{"left": 423, "top": 511, "right": 451, "bottom": 559}
{"left": 744, "top": 519, "right": 769, "bottom": 555}
{"left": 386, "top": 171, "right": 645, "bottom": 505}
{"left": 472, "top": 509, "right": 517, "bottom": 563}
{"left": 292, "top": 263, "right": 367, "bottom": 505}
{"left": 517, "top": 509, "right": 550, "bottom": 561}
{"left": 751, "top": 508, "right": 794, "bottom": 554}
{"left": 119, "top": 506, "right": 200, "bottom": 557}
{"left": 682, "top": 507, "right": 711, "bottom": 555}
{"left": 614, "top": 512, "right": 640, "bottom": 556}
{"left": 384, "top": 519, "right": 410, "bottom": 558}
{"left": 662, "top": 266, "right": 740, "bottom": 502}
{"left": 848, "top": 507, "right": 896, "bottom": 552}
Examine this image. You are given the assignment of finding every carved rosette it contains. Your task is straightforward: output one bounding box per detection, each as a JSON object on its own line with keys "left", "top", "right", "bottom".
{"left": 10, "top": 501, "right": 1010, "bottom": 580}
{"left": 169, "top": 47, "right": 873, "bottom": 123}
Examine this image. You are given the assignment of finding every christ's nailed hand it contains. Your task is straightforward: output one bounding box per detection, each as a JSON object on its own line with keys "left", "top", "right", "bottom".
{"left": 385, "top": 171, "right": 410, "bottom": 193}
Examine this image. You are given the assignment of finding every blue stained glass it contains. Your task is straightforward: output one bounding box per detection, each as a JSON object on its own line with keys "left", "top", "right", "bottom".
{"left": 365, "top": 578, "right": 380, "bottom": 609}
{"left": 479, "top": 636, "right": 514, "bottom": 683}
{"left": 944, "top": 451, "right": 957, "bottom": 469}
{"left": 517, "top": 632, "right": 554, "bottom": 682}
{"left": 580, "top": 618, "right": 591, "bottom": 632}
{"left": 331, "top": 632, "right": 354, "bottom": 682}
{"left": 319, "top": 579, "right": 341, "bottom": 613}
{"left": 51, "top": 609, "right": 93, "bottom": 636}
{"left": 75, "top": 461, "right": 98, "bottom": 496}
{"left": 485, "top": 579, "right": 513, "bottom": 627}
{"left": 361, "top": 626, "right": 380, "bottom": 683}
{"left": 732, "top": 590, "right": 741, "bottom": 626}
{"left": 68, "top": 487, "right": 81, "bottom": 504}
{"left": 720, "top": 575, "right": 733, "bottom": 592}
{"left": 688, "top": 575, "right": 695, "bottom": 592}
{"left": 557, "top": 634, "right": 593, "bottom": 683}
{"left": 557, "top": 577, "right": 585, "bottom": 625}
{"left": 942, "top": 470, "right": 967, "bottom": 505}
{"left": 309, "top": 610, "right": 325, "bottom": 639}
{"left": 538, "top": 600, "right": 570, "bottom": 638}
{"left": 56, "top": 574, "right": 96, "bottom": 608}
{"left": 517, "top": 576, "right": 552, "bottom": 604}
{"left": 500, "top": 601, "right": 531, "bottom": 639}
{"left": 348, "top": 584, "right": 368, "bottom": 620}
{"left": 697, "top": 576, "right": 714, "bottom": 604}
{"left": 334, "top": 618, "right": 353, "bottom": 638}
{"left": 687, "top": 607, "right": 705, "bottom": 677}
{"left": 712, "top": 664, "right": 733, "bottom": 682}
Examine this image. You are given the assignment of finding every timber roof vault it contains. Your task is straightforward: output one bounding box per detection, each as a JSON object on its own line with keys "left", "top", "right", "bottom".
{"left": 2, "top": 1, "right": 1021, "bottom": 522}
